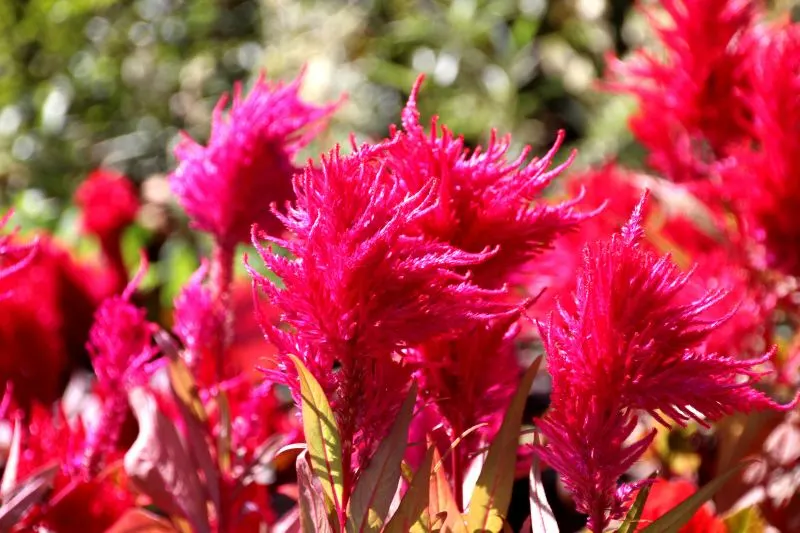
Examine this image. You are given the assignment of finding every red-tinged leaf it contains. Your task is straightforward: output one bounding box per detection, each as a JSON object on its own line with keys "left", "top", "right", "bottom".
{"left": 156, "top": 330, "right": 207, "bottom": 423}
{"left": 430, "top": 445, "right": 467, "bottom": 533}
{"left": 640, "top": 460, "right": 756, "bottom": 533}
{"left": 273, "top": 507, "right": 302, "bottom": 533}
{"left": 124, "top": 387, "right": 210, "bottom": 533}
{"left": 346, "top": 382, "right": 418, "bottom": 533}
{"left": 0, "top": 418, "right": 21, "bottom": 498}
{"left": 106, "top": 509, "right": 178, "bottom": 532}
{"left": 173, "top": 387, "right": 221, "bottom": 515}
{"left": 466, "top": 356, "right": 542, "bottom": 532}
{"left": 290, "top": 355, "right": 345, "bottom": 516}
{"left": 384, "top": 446, "right": 435, "bottom": 533}
{"left": 297, "top": 451, "right": 336, "bottom": 533}
{"left": 0, "top": 463, "right": 58, "bottom": 529}
{"left": 529, "top": 433, "right": 559, "bottom": 533}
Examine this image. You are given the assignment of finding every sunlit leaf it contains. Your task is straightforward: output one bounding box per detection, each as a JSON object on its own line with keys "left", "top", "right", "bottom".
{"left": 465, "top": 356, "right": 542, "bottom": 532}
{"left": 385, "top": 446, "right": 435, "bottom": 533}
{"left": 290, "top": 355, "right": 345, "bottom": 516}
{"left": 723, "top": 505, "right": 766, "bottom": 533}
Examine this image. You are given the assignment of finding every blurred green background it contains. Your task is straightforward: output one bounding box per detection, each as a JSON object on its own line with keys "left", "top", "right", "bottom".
{"left": 1, "top": 0, "right": 649, "bottom": 212}
{"left": 1, "top": 0, "right": 792, "bottom": 307}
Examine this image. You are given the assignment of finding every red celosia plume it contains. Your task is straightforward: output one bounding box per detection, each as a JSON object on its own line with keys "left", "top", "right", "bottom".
{"left": 386, "top": 75, "right": 589, "bottom": 287}
{"left": 535, "top": 193, "right": 796, "bottom": 531}
{"left": 170, "top": 69, "right": 340, "bottom": 248}
{"left": 249, "top": 140, "right": 514, "bottom": 494}
{"left": 606, "top": 0, "right": 756, "bottom": 183}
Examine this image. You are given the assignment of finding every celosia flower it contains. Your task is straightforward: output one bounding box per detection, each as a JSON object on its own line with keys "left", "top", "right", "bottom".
{"left": 9, "top": 404, "right": 133, "bottom": 533}
{"left": 722, "top": 22, "right": 800, "bottom": 276}
{"left": 606, "top": 0, "right": 756, "bottom": 183}
{"left": 170, "top": 70, "right": 339, "bottom": 249}
{"left": 250, "top": 141, "right": 512, "bottom": 490}
{"left": 0, "top": 237, "right": 100, "bottom": 410}
{"left": 74, "top": 168, "right": 140, "bottom": 293}
{"left": 411, "top": 310, "right": 523, "bottom": 469}
{"left": 535, "top": 193, "right": 795, "bottom": 531}
{"left": 636, "top": 479, "right": 726, "bottom": 533}
{"left": 84, "top": 258, "right": 157, "bottom": 474}
{"left": 173, "top": 262, "right": 225, "bottom": 386}
{"left": 75, "top": 168, "right": 139, "bottom": 245}
{"left": 0, "top": 210, "right": 36, "bottom": 300}
{"left": 386, "top": 75, "right": 589, "bottom": 287}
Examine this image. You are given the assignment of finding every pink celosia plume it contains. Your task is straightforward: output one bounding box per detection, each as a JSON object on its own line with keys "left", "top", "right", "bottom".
{"left": 386, "top": 75, "right": 590, "bottom": 287}
{"left": 249, "top": 140, "right": 513, "bottom": 496}
{"left": 535, "top": 193, "right": 796, "bottom": 531}
{"left": 84, "top": 257, "right": 157, "bottom": 474}
{"left": 169, "top": 69, "right": 340, "bottom": 249}
{"left": 606, "top": 0, "right": 757, "bottom": 183}
{"left": 74, "top": 168, "right": 140, "bottom": 294}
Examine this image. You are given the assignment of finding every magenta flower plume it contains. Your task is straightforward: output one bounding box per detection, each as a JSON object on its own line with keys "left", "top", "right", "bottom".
{"left": 535, "top": 193, "right": 796, "bottom": 531}
{"left": 412, "top": 310, "right": 523, "bottom": 466}
{"left": 0, "top": 210, "right": 37, "bottom": 301}
{"left": 386, "top": 75, "right": 590, "bottom": 287}
{"left": 84, "top": 257, "right": 157, "bottom": 475}
{"left": 724, "top": 22, "right": 800, "bottom": 276}
{"left": 170, "top": 69, "right": 340, "bottom": 249}
{"left": 249, "top": 141, "right": 512, "bottom": 489}
{"left": 173, "top": 261, "right": 225, "bottom": 386}
{"left": 606, "top": 0, "right": 756, "bottom": 182}
{"left": 75, "top": 168, "right": 139, "bottom": 246}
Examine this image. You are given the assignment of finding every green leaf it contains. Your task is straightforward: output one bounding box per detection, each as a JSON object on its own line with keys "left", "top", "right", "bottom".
{"left": 723, "top": 505, "right": 766, "bottom": 533}
{"left": 384, "top": 446, "right": 435, "bottom": 533}
{"left": 297, "top": 451, "right": 336, "bottom": 533}
{"left": 290, "top": 355, "right": 345, "bottom": 517}
{"left": 529, "top": 432, "right": 559, "bottom": 533}
{"left": 616, "top": 472, "right": 658, "bottom": 533}
{"left": 640, "top": 460, "right": 755, "bottom": 533}
{"left": 346, "top": 382, "right": 418, "bottom": 533}
{"left": 465, "top": 356, "right": 543, "bottom": 532}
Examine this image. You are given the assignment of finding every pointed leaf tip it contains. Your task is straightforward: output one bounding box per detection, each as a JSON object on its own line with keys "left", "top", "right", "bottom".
{"left": 346, "top": 382, "right": 418, "bottom": 533}
{"left": 290, "top": 355, "right": 345, "bottom": 517}
{"left": 466, "top": 356, "right": 543, "bottom": 532}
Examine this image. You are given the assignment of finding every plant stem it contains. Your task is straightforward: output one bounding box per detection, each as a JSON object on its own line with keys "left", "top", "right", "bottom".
{"left": 210, "top": 241, "right": 234, "bottom": 382}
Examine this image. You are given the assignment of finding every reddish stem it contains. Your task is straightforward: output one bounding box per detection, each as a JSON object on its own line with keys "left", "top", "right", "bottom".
{"left": 210, "top": 242, "right": 235, "bottom": 381}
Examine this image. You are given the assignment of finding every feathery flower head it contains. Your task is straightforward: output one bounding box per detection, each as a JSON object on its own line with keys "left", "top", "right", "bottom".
{"left": 173, "top": 261, "right": 225, "bottom": 386}
{"left": 606, "top": 0, "right": 757, "bottom": 182}
{"left": 251, "top": 141, "right": 512, "bottom": 396}
{"left": 75, "top": 168, "right": 139, "bottom": 245}
{"left": 724, "top": 22, "right": 800, "bottom": 276}
{"left": 0, "top": 236, "right": 100, "bottom": 410}
{"left": 411, "top": 309, "right": 523, "bottom": 464}
{"left": 386, "top": 75, "right": 589, "bottom": 287}
{"left": 87, "top": 259, "right": 156, "bottom": 393}
{"left": 535, "top": 193, "right": 795, "bottom": 531}
{"left": 170, "top": 69, "right": 340, "bottom": 248}
{"left": 250, "top": 141, "right": 513, "bottom": 479}
{"left": 84, "top": 257, "right": 157, "bottom": 475}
